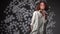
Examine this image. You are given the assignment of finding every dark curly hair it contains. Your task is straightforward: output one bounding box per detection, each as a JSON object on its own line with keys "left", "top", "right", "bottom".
{"left": 36, "top": 1, "right": 48, "bottom": 11}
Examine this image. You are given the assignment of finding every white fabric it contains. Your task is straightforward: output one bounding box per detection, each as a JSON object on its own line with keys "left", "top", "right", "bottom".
{"left": 30, "top": 10, "right": 46, "bottom": 34}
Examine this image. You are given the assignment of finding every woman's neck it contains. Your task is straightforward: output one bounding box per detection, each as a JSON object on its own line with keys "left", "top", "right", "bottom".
{"left": 39, "top": 9, "right": 48, "bottom": 20}
{"left": 39, "top": 9, "right": 45, "bottom": 16}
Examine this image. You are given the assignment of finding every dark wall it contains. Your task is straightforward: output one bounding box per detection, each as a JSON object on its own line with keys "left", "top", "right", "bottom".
{"left": 47, "top": 0, "right": 60, "bottom": 34}
{"left": 0, "top": 0, "right": 60, "bottom": 34}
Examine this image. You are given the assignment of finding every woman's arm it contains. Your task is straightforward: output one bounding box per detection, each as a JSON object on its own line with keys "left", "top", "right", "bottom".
{"left": 30, "top": 11, "right": 36, "bottom": 26}
{"left": 30, "top": 11, "right": 37, "bottom": 30}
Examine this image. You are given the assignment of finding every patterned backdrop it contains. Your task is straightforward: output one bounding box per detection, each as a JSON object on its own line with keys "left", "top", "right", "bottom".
{"left": 0, "top": 0, "right": 56, "bottom": 34}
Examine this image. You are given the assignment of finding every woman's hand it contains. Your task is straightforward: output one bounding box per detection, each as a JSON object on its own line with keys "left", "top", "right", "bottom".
{"left": 45, "top": 13, "right": 48, "bottom": 20}
{"left": 30, "top": 24, "right": 33, "bottom": 31}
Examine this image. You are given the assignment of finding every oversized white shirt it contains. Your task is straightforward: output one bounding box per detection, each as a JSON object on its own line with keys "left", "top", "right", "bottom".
{"left": 30, "top": 10, "right": 47, "bottom": 34}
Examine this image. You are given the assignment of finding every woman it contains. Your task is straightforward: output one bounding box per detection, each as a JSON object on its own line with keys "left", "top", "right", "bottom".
{"left": 30, "top": 1, "right": 48, "bottom": 34}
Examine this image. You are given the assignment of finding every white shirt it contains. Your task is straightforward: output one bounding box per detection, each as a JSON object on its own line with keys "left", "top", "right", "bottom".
{"left": 30, "top": 10, "right": 47, "bottom": 34}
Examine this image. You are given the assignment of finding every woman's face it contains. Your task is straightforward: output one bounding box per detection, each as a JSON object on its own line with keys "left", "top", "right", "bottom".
{"left": 40, "top": 2, "right": 45, "bottom": 10}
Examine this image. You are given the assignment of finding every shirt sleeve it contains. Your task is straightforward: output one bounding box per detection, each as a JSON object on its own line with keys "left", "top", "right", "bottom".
{"left": 30, "top": 11, "right": 37, "bottom": 26}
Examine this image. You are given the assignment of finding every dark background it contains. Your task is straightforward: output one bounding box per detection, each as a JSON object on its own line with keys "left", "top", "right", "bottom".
{"left": 0, "top": 0, "right": 60, "bottom": 34}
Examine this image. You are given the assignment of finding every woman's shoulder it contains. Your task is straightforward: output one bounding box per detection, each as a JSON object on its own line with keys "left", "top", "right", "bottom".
{"left": 33, "top": 10, "right": 41, "bottom": 14}
{"left": 33, "top": 10, "right": 42, "bottom": 16}
{"left": 33, "top": 10, "right": 39, "bottom": 14}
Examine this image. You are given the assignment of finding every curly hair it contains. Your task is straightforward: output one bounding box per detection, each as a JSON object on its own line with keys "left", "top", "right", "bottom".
{"left": 35, "top": 1, "right": 48, "bottom": 11}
